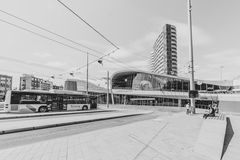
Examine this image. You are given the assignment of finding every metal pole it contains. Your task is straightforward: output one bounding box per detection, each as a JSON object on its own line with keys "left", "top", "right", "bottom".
{"left": 107, "top": 71, "right": 109, "bottom": 108}
{"left": 86, "top": 53, "right": 89, "bottom": 95}
{"left": 220, "top": 66, "right": 224, "bottom": 81}
{"left": 110, "top": 76, "right": 115, "bottom": 105}
{"left": 188, "top": 0, "right": 196, "bottom": 113}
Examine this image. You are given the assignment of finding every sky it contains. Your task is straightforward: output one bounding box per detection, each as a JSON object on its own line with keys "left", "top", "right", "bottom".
{"left": 0, "top": 0, "right": 240, "bottom": 88}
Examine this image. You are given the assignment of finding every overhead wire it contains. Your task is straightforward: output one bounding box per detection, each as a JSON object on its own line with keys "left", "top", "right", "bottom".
{"left": 0, "top": 18, "right": 102, "bottom": 58}
{"left": 0, "top": 9, "right": 106, "bottom": 56}
{"left": 74, "top": 50, "right": 145, "bottom": 72}
{"left": 0, "top": 55, "right": 63, "bottom": 71}
{"left": 0, "top": 10, "right": 121, "bottom": 76}
{"left": 56, "top": 0, "right": 119, "bottom": 50}
{"left": 0, "top": 8, "right": 148, "bottom": 73}
{"left": 0, "top": 9, "right": 135, "bottom": 74}
{"left": 0, "top": 16, "right": 128, "bottom": 78}
{"left": 0, "top": 8, "right": 148, "bottom": 80}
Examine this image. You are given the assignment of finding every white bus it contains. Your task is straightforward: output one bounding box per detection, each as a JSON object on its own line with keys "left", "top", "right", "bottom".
{"left": 3, "top": 90, "right": 97, "bottom": 113}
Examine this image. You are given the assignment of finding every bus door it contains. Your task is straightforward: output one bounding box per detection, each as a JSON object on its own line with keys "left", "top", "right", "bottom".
{"left": 89, "top": 96, "right": 97, "bottom": 109}
{"left": 51, "top": 95, "right": 65, "bottom": 111}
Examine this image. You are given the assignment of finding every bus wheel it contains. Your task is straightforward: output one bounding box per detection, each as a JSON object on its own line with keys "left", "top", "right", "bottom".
{"left": 82, "top": 105, "right": 88, "bottom": 110}
{"left": 39, "top": 106, "right": 47, "bottom": 112}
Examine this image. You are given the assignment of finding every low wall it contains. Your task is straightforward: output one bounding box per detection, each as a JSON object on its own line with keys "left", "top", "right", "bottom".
{"left": 219, "top": 101, "right": 240, "bottom": 113}
{"left": 107, "top": 104, "right": 185, "bottom": 112}
{"left": 194, "top": 118, "right": 227, "bottom": 160}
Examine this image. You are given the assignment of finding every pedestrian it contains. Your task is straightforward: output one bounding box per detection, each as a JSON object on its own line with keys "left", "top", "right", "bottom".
{"left": 186, "top": 102, "right": 190, "bottom": 115}
{"left": 203, "top": 104, "right": 215, "bottom": 119}
{"left": 213, "top": 102, "right": 219, "bottom": 113}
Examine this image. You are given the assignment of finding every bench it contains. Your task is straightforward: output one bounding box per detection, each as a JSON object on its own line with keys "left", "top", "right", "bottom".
{"left": 207, "top": 113, "right": 226, "bottom": 121}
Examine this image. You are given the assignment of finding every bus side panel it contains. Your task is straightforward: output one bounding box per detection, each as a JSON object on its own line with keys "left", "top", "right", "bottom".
{"left": 3, "top": 90, "right": 11, "bottom": 112}
{"left": 67, "top": 104, "right": 90, "bottom": 111}
{"left": 18, "top": 104, "right": 42, "bottom": 112}
{"left": 8, "top": 104, "right": 42, "bottom": 113}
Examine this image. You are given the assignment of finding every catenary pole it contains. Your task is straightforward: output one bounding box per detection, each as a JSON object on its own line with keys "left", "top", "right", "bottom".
{"left": 188, "top": 0, "right": 196, "bottom": 113}
{"left": 107, "top": 71, "right": 109, "bottom": 108}
{"left": 86, "top": 53, "right": 89, "bottom": 95}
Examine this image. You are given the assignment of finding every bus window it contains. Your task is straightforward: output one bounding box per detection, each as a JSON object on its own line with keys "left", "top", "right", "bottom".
{"left": 38, "top": 95, "right": 48, "bottom": 104}
{"left": 11, "top": 93, "right": 21, "bottom": 104}
{"left": 79, "top": 97, "right": 86, "bottom": 104}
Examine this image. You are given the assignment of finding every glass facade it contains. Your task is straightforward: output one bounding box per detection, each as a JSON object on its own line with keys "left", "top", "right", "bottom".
{"left": 112, "top": 72, "right": 231, "bottom": 92}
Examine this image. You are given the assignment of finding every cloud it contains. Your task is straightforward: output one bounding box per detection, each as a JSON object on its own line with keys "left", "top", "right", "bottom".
{"left": 203, "top": 49, "right": 240, "bottom": 66}
{"left": 109, "top": 18, "right": 213, "bottom": 63}
{"left": 45, "top": 61, "right": 67, "bottom": 68}
{"left": 172, "top": 22, "right": 213, "bottom": 47}
{"left": 109, "top": 48, "right": 133, "bottom": 59}
{"left": 150, "top": 18, "right": 214, "bottom": 47}
{"left": 192, "top": 49, "right": 240, "bottom": 80}
{"left": 33, "top": 52, "right": 52, "bottom": 58}
{"left": 0, "top": 55, "right": 63, "bottom": 71}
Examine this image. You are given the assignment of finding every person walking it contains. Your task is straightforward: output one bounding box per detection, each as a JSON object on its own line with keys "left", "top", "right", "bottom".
{"left": 186, "top": 102, "right": 190, "bottom": 115}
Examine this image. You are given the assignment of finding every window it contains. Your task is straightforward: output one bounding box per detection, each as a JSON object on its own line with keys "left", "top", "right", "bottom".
{"left": 11, "top": 93, "right": 21, "bottom": 104}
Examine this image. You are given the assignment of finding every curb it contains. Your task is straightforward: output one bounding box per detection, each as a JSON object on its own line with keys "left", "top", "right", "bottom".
{"left": 0, "top": 109, "right": 116, "bottom": 120}
{"left": 0, "top": 113, "right": 146, "bottom": 135}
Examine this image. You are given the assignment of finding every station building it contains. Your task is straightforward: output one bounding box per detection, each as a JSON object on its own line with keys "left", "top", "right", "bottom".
{"left": 111, "top": 70, "right": 232, "bottom": 108}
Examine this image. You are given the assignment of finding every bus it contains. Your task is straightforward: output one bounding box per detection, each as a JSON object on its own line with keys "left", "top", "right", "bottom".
{"left": 2, "top": 90, "right": 97, "bottom": 113}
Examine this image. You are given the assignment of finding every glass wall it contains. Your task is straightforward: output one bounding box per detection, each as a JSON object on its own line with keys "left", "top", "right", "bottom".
{"left": 113, "top": 94, "right": 179, "bottom": 107}
{"left": 112, "top": 72, "right": 190, "bottom": 92}
{"left": 112, "top": 72, "right": 231, "bottom": 92}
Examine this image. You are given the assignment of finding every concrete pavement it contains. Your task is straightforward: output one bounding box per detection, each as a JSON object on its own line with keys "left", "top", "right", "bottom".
{"left": 0, "top": 109, "right": 152, "bottom": 134}
{"left": 0, "top": 105, "right": 235, "bottom": 160}
{"left": 0, "top": 111, "right": 208, "bottom": 160}
{"left": 0, "top": 108, "right": 115, "bottom": 120}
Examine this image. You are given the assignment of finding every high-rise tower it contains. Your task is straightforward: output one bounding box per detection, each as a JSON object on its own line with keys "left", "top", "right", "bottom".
{"left": 151, "top": 24, "right": 177, "bottom": 76}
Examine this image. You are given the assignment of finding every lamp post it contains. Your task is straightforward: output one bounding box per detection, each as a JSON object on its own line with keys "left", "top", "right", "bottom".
{"left": 220, "top": 66, "right": 224, "bottom": 81}
{"left": 187, "top": 0, "right": 196, "bottom": 114}
{"left": 107, "top": 71, "right": 109, "bottom": 108}
{"left": 86, "top": 53, "right": 89, "bottom": 95}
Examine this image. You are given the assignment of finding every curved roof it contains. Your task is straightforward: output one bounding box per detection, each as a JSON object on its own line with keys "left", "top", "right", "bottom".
{"left": 111, "top": 70, "right": 188, "bottom": 81}
{"left": 111, "top": 70, "right": 232, "bottom": 86}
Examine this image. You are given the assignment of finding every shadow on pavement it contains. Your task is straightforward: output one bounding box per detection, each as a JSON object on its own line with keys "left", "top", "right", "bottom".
{"left": 221, "top": 117, "right": 234, "bottom": 158}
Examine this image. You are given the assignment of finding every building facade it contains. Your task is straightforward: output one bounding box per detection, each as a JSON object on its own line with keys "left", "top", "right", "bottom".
{"left": 64, "top": 79, "right": 107, "bottom": 92}
{"left": 64, "top": 80, "right": 77, "bottom": 91}
{"left": 151, "top": 24, "right": 177, "bottom": 76}
{"left": 0, "top": 74, "right": 12, "bottom": 99}
{"left": 64, "top": 79, "right": 108, "bottom": 104}
{"left": 20, "top": 74, "right": 53, "bottom": 91}
{"left": 53, "top": 85, "right": 64, "bottom": 90}
{"left": 111, "top": 70, "right": 232, "bottom": 108}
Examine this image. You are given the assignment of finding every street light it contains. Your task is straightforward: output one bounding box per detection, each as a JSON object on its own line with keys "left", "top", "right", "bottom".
{"left": 187, "top": 0, "right": 196, "bottom": 114}
{"left": 220, "top": 66, "right": 224, "bottom": 81}
{"left": 98, "top": 59, "right": 110, "bottom": 108}
{"left": 86, "top": 53, "right": 89, "bottom": 95}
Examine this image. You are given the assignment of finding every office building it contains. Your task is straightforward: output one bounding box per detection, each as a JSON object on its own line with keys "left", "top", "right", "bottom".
{"left": 64, "top": 80, "right": 77, "bottom": 91}
{"left": 0, "top": 74, "right": 12, "bottom": 99}
{"left": 151, "top": 24, "right": 177, "bottom": 76}
{"left": 64, "top": 79, "right": 106, "bottom": 93}
{"left": 53, "top": 85, "right": 64, "bottom": 90}
{"left": 20, "top": 74, "right": 53, "bottom": 91}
